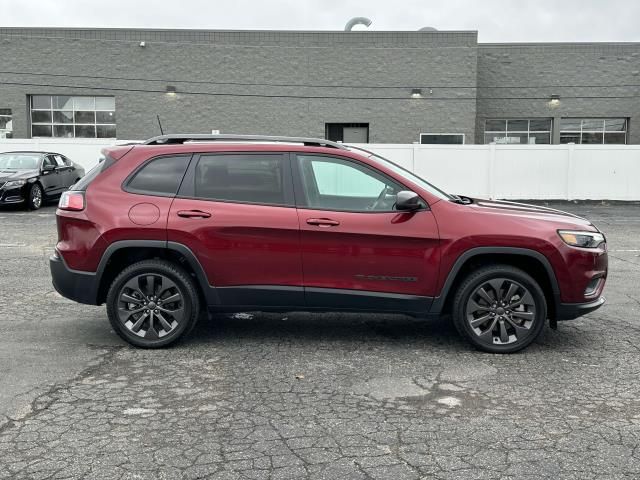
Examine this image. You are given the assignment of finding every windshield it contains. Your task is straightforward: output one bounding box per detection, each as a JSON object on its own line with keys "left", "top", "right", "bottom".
{"left": 0, "top": 153, "right": 42, "bottom": 170}
{"left": 347, "top": 147, "right": 453, "bottom": 201}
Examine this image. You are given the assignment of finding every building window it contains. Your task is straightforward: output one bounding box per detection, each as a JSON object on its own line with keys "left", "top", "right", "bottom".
{"left": 484, "top": 119, "right": 552, "bottom": 144}
{"left": 0, "top": 109, "right": 12, "bottom": 139}
{"left": 325, "top": 123, "right": 369, "bottom": 143}
{"left": 420, "top": 133, "right": 465, "bottom": 145}
{"left": 560, "top": 118, "right": 627, "bottom": 144}
{"left": 30, "top": 95, "right": 116, "bottom": 138}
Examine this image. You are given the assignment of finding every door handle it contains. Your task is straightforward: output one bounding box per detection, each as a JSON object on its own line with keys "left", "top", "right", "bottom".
{"left": 177, "top": 210, "right": 211, "bottom": 219}
{"left": 306, "top": 218, "right": 340, "bottom": 227}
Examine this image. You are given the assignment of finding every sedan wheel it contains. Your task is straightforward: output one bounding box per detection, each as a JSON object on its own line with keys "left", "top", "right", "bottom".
{"left": 28, "top": 184, "right": 43, "bottom": 210}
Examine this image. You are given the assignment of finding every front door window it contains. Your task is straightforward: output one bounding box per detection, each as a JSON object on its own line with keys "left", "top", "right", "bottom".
{"left": 298, "top": 155, "right": 401, "bottom": 212}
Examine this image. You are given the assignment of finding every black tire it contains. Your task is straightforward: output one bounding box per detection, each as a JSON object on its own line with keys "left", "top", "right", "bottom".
{"left": 452, "top": 264, "right": 547, "bottom": 354}
{"left": 106, "top": 259, "right": 201, "bottom": 348}
{"left": 27, "top": 183, "right": 43, "bottom": 210}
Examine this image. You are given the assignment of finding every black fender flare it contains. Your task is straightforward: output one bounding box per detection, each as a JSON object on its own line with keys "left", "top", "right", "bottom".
{"left": 95, "top": 240, "right": 219, "bottom": 305}
{"left": 428, "top": 247, "right": 561, "bottom": 314}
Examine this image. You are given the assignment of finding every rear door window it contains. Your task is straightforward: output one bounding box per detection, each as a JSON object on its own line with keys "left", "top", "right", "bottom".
{"left": 192, "top": 154, "right": 292, "bottom": 206}
{"left": 53, "top": 155, "right": 66, "bottom": 167}
{"left": 43, "top": 155, "right": 56, "bottom": 169}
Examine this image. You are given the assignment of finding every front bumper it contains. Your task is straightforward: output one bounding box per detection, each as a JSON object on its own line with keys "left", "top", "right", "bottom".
{"left": 556, "top": 296, "right": 605, "bottom": 321}
{"left": 0, "top": 186, "right": 26, "bottom": 204}
{"left": 50, "top": 252, "right": 99, "bottom": 305}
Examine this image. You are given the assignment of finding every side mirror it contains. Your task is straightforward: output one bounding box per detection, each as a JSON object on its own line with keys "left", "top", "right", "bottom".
{"left": 42, "top": 164, "right": 55, "bottom": 172}
{"left": 395, "top": 190, "right": 423, "bottom": 211}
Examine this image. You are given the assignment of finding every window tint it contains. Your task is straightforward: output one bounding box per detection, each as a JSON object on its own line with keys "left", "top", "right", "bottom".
{"left": 127, "top": 156, "right": 189, "bottom": 196}
{"left": 194, "top": 154, "right": 286, "bottom": 205}
{"left": 298, "top": 155, "right": 402, "bottom": 211}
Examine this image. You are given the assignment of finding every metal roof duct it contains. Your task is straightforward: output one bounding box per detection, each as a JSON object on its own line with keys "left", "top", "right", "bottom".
{"left": 344, "top": 17, "right": 372, "bottom": 31}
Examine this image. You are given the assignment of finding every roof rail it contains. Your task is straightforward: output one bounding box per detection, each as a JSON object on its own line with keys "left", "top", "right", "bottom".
{"left": 143, "top": 134, "right": 349, "bottom": 150}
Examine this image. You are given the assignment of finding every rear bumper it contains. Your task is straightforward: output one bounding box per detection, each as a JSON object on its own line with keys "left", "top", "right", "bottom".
{"left": 556, "top": 296, "right": 605, "bottom": 321}
{"left": 50, "top": 253, "right": 99, "bottom": 305}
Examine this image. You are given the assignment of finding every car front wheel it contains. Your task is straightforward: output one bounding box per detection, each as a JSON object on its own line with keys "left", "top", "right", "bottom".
{"left": 27, "top": 183, "right": 43, "bottom": 210}
{"left": 106, "top": 259, "right": 200, "bottom": 348}
{"left": 452, "top": 265, "right": 547, "bottom": 353}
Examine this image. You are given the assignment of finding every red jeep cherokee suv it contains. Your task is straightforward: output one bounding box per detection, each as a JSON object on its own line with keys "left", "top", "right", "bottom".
{"left": 50, "top": 135, "right": 607, "bottom": 353}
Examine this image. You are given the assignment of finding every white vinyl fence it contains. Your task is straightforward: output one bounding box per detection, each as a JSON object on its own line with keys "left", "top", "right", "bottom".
{"left": 1, "top": 139, "right": 639, "bottom": 200}
{"left": 353, "top": 143, "right": 640, "bottom": 201}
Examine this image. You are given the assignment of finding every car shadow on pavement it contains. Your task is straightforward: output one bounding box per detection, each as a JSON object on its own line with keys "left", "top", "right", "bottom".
{"left": 179, "top": 311, "right": 587, "bottom": 353}
{"left": 0, "top": 204, "right": 57, "bottom": 212}
{"left": 183, "top": 311, "right": 468, "bottom": 350}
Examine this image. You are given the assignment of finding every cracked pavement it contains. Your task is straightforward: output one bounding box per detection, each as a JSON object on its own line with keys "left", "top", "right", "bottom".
{"left": 0, "top": 202, "right": 639, "bottom": 479}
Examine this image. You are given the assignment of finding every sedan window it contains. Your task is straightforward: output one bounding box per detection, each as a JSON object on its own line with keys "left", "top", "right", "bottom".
{"left": 43, "top": 156, "right": 57, "bottom": 169}
{"left": 0, "top": 153, "right": 42, "bottom": 170}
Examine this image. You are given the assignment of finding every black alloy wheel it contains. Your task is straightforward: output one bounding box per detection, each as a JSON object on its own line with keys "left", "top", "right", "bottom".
{"left": 452, "top": 265, "right": 547, "bottom": 353}
{"left": 106, "top": 260, "right": 200, "bottom": 348}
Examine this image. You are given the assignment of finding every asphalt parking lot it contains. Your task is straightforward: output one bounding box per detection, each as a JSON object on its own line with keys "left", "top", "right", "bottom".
{"left": 0, "top": 202, "right": 639, "bottom": 480}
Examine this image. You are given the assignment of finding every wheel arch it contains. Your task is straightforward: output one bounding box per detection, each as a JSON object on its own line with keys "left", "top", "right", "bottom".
{"left": 430, "top": 247, "right": 560, "bottom": 319}
{"left": 95, "top": 240, "right": 217, "bottom": 306}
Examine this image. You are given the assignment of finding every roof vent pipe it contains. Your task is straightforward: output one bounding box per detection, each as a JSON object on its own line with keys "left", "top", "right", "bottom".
{"left": 344, "top": 17, "right": 372, "bottom": 31}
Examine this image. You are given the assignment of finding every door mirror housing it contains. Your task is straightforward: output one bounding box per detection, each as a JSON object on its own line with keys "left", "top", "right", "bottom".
{"left": 42, "top": 164, "right": 55, "bottom": 172}
{"left": 395, "top": 190, "right": 423, "bottom": 211}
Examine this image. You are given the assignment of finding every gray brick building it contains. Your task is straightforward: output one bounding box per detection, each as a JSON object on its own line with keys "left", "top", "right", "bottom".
{"left": 0, "top": 27, "right": 637, "bottom": 144}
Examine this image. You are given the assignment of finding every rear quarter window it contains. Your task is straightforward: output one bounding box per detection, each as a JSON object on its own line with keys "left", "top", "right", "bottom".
{"left": 125, "top": 155, "right": 190, "bottom": 196}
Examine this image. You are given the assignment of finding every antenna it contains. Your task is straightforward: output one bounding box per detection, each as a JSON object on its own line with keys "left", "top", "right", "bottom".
{"left": 156, "top": 115, "right": 164, "bottom": 135}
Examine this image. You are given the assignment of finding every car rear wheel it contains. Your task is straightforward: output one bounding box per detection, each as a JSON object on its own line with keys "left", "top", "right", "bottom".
{"left": 27, "top": 183, "right": 43, "bottom": 210}
{"left": 452, "top": 265, "right": 547, "bottom": 353}
{"left": 106, "top": 259, "right": 200, "bottom": 348}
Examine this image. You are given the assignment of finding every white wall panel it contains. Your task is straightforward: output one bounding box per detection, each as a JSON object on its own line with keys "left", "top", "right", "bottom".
{"left": 2, "top": 139, "right": 639, "bottom": 200}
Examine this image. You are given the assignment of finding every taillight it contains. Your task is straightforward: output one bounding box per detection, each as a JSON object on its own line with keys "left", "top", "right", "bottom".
{"left": 58, "top": 191, "right": 85, "bottom": 211}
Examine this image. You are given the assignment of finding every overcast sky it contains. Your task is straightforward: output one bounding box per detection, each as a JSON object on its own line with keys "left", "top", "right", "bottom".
{"left": 2, "top": 0, "right": 639, "bottom": 43}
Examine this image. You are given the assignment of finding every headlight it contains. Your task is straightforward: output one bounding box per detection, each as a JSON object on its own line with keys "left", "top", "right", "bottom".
{"left": 3, "top": 179, "right": 27, "bottom": 189}
{"left": 558, "top": 230, "right": 605, "bottom": 249}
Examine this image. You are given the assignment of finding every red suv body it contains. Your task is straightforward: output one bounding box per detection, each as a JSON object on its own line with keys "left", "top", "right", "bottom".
{"left": 50, "top": 135, "right": 607, "bottom": 352}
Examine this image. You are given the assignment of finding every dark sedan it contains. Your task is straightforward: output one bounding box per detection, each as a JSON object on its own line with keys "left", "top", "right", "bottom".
{"left": 0, "top": 151, "right": 85, "bottom": 210}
